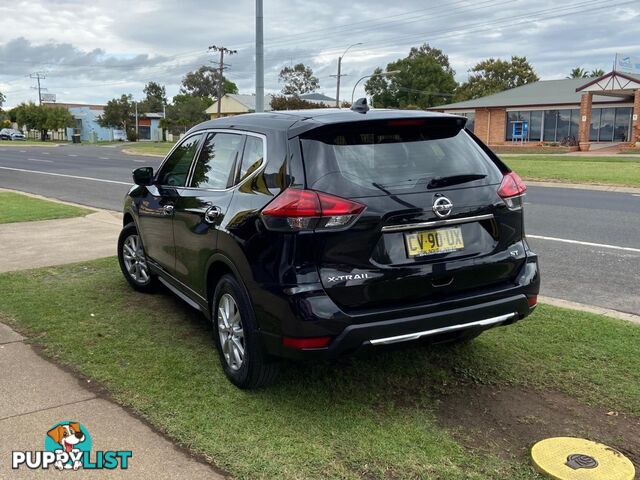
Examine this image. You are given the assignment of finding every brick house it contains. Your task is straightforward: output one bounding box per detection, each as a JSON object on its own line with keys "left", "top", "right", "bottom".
{"left": 434, "top": 71, "right": 640, "bottom": 151}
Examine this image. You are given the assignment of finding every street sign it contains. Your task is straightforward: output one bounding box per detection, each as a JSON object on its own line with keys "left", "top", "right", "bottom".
{"left": 41, "top": 93, "right": 56, "bottom": 103}
{"left": 614, "top": 53, "right": 640, "bottom": 74}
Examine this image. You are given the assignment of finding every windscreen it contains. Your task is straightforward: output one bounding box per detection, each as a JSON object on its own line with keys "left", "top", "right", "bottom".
{"left": 300, "top": 119, "right": 503, "bottom": 197}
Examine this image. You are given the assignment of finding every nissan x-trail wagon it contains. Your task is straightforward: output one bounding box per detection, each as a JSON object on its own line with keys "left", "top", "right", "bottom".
{"left": 118, "top": 105, "right": 540, "bottom": 389}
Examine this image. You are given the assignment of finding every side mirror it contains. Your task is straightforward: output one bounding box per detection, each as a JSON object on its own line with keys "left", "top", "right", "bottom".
{"left": 132, "top": 167, "right": 154, "bottom": 186}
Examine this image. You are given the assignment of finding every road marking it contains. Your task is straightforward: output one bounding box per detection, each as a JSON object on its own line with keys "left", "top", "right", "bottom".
{"left": 26, "top": 158, "right": 53, "bottom": 163}
{"left": 68, "top": 154, "right": 78, "bottom": 157}
{"left": 133, "top": 159, "right": 147, "bottom": 163}
{"left": 42, "top": 152, "right": 50, "bottom": 155}
{"left": 0, "top": 166, "right": 130, "bottom": 185}
{"left": 633, "top": 194, "right": 640, "bottom": 197}
{"left": 19, "top": 150, "right": 26, "bottom": 153}
{"left": 99, "top": 156, "right": 110, "bottom": 160}
{"left": 528, "top": 234, "right": 640, "bottom": 254}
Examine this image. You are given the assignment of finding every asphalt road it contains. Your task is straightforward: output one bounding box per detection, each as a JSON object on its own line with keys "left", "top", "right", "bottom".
{"left": 1, "top": 144, "right": 639, "bottom": 315}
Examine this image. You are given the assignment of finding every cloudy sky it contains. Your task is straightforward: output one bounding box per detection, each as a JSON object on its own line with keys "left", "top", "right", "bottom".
{"left": 0, "top": 0, "right": 638, "bottom": 108}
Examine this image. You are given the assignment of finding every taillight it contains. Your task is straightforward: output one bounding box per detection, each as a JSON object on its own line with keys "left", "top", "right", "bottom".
{"left": 527, "top": 295, "right": 538, "bottom": 308}
{"left": 261, "top": 189, "right": 365, "bottom": 231}
{"left": 498, "top": 172, "right": 527, "bottom": 210}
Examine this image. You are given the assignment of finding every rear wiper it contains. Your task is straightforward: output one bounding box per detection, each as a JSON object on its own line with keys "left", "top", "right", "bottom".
{"left": 427, "top": 173, "right": 486, "bottom": 189}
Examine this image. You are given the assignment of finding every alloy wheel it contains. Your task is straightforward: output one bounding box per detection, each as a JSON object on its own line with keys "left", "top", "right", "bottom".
{"left": 217, "top": 293, "right": 245, "bottom": 371}
{"left": 121, "top": 234, "right": 150, "bottom": 285}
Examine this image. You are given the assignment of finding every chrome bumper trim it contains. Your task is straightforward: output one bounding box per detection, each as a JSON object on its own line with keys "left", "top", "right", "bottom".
{"left": 381, "top": 213, "right": 494, "bottom": 232}
{"left": 368, "top": 312, "right": 516, "bottom": 345}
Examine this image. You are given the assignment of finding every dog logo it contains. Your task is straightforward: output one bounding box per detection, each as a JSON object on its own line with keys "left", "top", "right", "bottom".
{"left": 46, "top": 422, "right": 89, "bottom": 470}
{"left": 12, "top": 419, "right": 131, "bottom": 470}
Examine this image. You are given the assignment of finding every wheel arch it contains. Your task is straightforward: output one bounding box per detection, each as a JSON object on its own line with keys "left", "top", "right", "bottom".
{"left": 205, "top": 253, "right": 253, "bottom": 308}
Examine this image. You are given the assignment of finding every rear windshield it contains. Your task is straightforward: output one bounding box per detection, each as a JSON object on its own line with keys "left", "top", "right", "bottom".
{"left": 300, "top": 119, "right": 503, "bottom": 197}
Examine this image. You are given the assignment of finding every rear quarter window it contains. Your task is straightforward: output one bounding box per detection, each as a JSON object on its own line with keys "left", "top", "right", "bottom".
{"left": 300, "top": 119, "right": 503, "bottom": 197}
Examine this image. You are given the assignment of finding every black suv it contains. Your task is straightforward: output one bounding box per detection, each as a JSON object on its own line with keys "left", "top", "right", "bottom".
{"left": 118, "top": 106, "right": 539, "bottom": 388}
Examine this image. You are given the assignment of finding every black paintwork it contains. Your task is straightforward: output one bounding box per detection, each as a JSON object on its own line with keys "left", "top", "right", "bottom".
{"left": 122, "top": 109, "right": 540, "bottom": 359}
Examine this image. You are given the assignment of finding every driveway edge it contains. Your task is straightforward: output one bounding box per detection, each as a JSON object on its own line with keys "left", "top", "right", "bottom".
{"left": 540, "top": 296, "right": 640, "bottom": 325}
{"left": 121, "top": 148, "right": 165, "bottom": 158}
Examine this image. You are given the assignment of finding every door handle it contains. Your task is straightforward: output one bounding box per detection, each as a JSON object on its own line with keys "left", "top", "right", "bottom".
{"left": 163, "top": 204, "right": 174, "bottom": 216}
{"left": 204, "top": 206, "right": 222, "bottom": 224}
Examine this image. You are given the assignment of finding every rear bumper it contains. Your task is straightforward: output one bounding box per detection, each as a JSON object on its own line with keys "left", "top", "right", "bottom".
{"left": 257, "top": 252, "right": 539, "bottom": 360}
{"left": 261, "top": 293, "right": 534, "bottom": 360}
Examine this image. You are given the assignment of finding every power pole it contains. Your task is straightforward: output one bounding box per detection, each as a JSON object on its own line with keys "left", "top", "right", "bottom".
{"left": 209, "top": 45, "right": 237, "bottom": 118}
{"left": 335, "top": 58, "right": 342, "bottom": 107}
{"left": 255, "top": 0, "right": 264, "bottom": 113}
{"left": 332, "top": 44, "right": 362, "bottom": 107}
{"left": 29, "top": 72, "right": 46, "bottom": 105}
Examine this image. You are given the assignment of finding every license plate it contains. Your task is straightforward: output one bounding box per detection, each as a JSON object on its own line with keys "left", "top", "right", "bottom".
{"left": 405, "top": 227, "right": 464, "bottom": 257}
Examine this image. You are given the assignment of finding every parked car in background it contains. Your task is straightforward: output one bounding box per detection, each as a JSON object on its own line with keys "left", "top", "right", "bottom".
{"left": 0, "top": 128, "right": 26, "bottom": 141}
{"left": 118, "top": 103, "right": 540, "bottom": 389}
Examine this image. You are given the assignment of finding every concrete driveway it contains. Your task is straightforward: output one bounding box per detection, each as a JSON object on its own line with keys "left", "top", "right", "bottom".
{"left": 0, "top": 209, "right": 122, "bottom": 273}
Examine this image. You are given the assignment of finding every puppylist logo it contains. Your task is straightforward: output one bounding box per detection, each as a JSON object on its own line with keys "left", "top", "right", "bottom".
{"left": 12, "top": 421, "right": 132, "bottom": 471}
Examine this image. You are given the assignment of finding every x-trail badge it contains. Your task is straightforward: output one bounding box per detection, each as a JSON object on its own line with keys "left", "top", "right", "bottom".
{"left": 432, "top": 196, "right": 453, "bottom": 218}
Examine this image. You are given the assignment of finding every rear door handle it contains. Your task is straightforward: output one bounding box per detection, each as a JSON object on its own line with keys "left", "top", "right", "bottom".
{"left": 163, "top": 204, "right": 174, "bottom": 216}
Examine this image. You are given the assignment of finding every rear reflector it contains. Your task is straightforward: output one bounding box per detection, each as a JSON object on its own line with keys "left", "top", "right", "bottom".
{"left": 261, "top": 188, "right": 365, "bottom": 231}
{"left": 527, "top": 295, "right": 538, "bottom": 308}
{"left": 282, "top": 336, "right": 332, "bottom": 349}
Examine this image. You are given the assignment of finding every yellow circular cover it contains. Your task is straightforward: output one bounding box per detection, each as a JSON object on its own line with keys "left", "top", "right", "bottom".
{"left": 531, "top": 437, "right": 635, "bottom": 480}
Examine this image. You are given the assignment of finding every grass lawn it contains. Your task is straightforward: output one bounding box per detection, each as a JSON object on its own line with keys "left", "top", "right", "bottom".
{"left": 501, "top": 155, "right": 640, "bottom": 187}
{"left": 0, "top": 192, "right": 92, "bottom": 224}
{"left": 123, "top": 141, "right": 175, "bottom": 157}
{"left": 1, "top": 258, "right": 639, "bottom": 479}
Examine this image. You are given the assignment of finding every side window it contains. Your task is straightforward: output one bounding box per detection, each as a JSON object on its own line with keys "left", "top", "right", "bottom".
{"left": 239, "top": 135, "right": 265, "bottom": 182}
{"left": 157, "top": 134, "right": 203, "bottom": 186}
{"left": 191, "top": 132, "right": 244, "bottom": 189}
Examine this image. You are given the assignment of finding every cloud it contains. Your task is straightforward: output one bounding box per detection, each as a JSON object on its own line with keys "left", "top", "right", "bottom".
{"left": 0, "top": 0, "right": 638, "bottom": 106}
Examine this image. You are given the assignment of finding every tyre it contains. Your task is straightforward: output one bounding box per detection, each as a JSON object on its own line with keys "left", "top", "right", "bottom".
{"left": 212, "top": 274, "right": 279, "bottom": 389}
{"left": 117, "top": 223, "right": 158, "bottom": 293}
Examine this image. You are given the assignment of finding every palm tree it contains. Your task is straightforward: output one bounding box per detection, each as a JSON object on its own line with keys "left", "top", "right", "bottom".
{"left": 567, "top": 68, "right": 588, "bottom": 79}
{"left": 589, "top": 69, "right": 606, "bottom": 78}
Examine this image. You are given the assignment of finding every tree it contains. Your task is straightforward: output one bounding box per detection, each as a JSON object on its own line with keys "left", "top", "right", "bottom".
{"left": 455, "top": 56, "right": 539, "bottom": 101}
{"left": 98, "top": 94, "right": 135, "bottom": 131}
{"left": 278, "top": 63, "right": 320, "bottom": 95}
{"left": 13, "top": 102, "right": 43, "bottom": 131}
{"left": 140, "top": 81, "right": 167, "bottom": 113}
{"left": 11, "top": 103, "right": 73, "bottom": 140}
{"left": 162, "top": 94, "right": 210, "bottom": 134}
{"left": 44, "top": 106, "right": 74, "bottom": 131}
{"left": 590, "top": 69, "right": 605, "bottom": 78}
{"left": 567, "top": 67, "right": 588, "bottom": 79}
{"left": 270, "top": 94, "right": 328, "bottom": 111}
{"left": 365, "top": 44, "right": 457, "bottom": 109}
{"left": 180, "top": 66, "right": 238, "bottom": 99}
